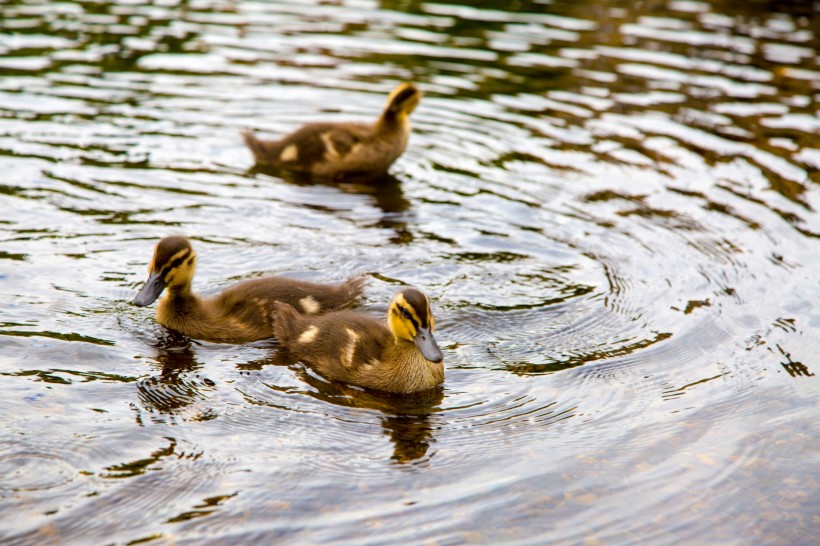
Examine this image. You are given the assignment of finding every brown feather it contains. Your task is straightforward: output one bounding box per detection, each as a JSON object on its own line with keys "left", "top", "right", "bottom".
{"left": 135, "top": 236, "right": 365, "bottom": 344}
{"left": 242, "top": 83, "right": 421, "bottom": 180}
{"left": 158, "top": 276, "right": 365, "bottom": 343}
{"left": 273, "top": 289, "right": 444, "bottom": 394}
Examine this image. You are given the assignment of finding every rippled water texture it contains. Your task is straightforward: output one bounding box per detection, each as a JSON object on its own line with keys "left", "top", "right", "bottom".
{"left": 1, "top": 0, "right": 819, "bottom": 543}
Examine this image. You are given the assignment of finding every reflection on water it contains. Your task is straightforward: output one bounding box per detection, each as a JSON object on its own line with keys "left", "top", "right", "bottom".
{"left": 245, "top": 347, "right": 444, "bottom": 464}
{"left": 308, "top": 381, "right": 444, "bottom": 465}
{"left": 252, "top": 165, "right": 415, "bottom": 243}
{"left": 136, "top": 333, "right": 218, "bottom": 418}
{"left": 1, "top": 0, "right": 818, "bottom": 544}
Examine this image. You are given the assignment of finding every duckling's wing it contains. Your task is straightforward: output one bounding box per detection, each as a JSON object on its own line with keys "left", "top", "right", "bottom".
{"left": 281, "top": 123, "right": 372, "bottom": 165}
{"left": 321, "top": 125, "right": 361, "bottom": 157}
{"left": 282, "top": 311, "right": 390, "bottom": 378}
{"left": 342, "top": 316, "right": 391, "bottom": 367}
{"left": 210, "top": 276, "right": 359, "bottom": 338}
{"left": 206, "top": 281, "right": 286, "bottom": 340}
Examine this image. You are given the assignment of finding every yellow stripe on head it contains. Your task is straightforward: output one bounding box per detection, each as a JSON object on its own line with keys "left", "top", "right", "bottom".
{"left": 161, "top": 248, "right": 193, "bottom": 286}
{"left": 385, "top": 83, "right": 421, "bottom": 117}
{"left": 148, "top": 243, "right": 159, "bottom": 273}
{"left": 152, "top": 236, "right": 196, "bottom": 288}
{"left": 388, "top": 288, "right": 434, "bottom": 342}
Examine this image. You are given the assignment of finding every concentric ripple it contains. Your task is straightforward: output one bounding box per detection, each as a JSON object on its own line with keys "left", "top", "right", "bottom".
{"left": 0, "top": 452, "right": 76, "bottom": 493}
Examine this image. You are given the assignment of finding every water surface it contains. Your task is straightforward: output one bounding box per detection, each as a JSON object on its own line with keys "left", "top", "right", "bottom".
{"left": 1, "top": 0, "right": 818, "bottom": 544}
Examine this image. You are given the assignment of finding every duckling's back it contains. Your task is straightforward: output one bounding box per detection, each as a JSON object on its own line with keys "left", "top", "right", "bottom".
{"left": 218, "top": 274, "right": 363, "bottom": 312}
{"left": 244, "top": 121, "right": 407, "bottom": 179}
{"left": 273, "top": 302, "right": 443, "bottom": 393}
{"left": 275, "top": 303, "right": 388, "bottom": 376}
{"left": 156, "top": 275, "right": 364, "bottom": 344}
{"left": 212, "top": 275, "right": 364, "bottom": 335}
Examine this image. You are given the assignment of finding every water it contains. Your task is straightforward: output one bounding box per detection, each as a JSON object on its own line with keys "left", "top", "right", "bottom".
{"left": 1, "top": 0, "right": 818, "bottom": 543}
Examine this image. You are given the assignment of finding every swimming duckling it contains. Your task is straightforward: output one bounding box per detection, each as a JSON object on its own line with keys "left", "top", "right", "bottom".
{"left": 242, "top": 83, "right": 421, "bottom": 180}
{"left": 133, "top": 235, "right": 365, "bottom": 344}
{"left": 273, "top": 288, "right": 444, "bottom": 394}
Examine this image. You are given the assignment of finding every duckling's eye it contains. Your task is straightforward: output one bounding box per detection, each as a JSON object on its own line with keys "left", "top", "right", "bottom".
{"left": 401, "top": 308, "right": 412, "bottom": 320}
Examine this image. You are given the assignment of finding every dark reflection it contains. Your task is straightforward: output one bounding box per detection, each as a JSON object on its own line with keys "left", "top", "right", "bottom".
{"left": 380, "top": 410, "right": 439, "bottom": 464}
{"left": 249, "top": 165, "right": 414, "bottom": 244}
{"left": 102, "top": 438, "right": 177, "bottom": 479}
{"left": 166, "top": 492, "right": 238, "bottom": 524}
{"left": 776, "top": 344, "right": 814, "bottom": 378}
{"left": 709, "top": 0, "right": 817, "bottom": 18}
{"left": 250, "top": 349, "right": 442, "bottom": 464}
{"left": 0, "top": 329, "right": 115, "bottom": 346}
{"left": 136, "top": 332, "right": 215, "bottom": 417}
{"left": 324, "top": 383, "right": 443, "bottom": 465}
{"left": 503, "top": 330, "right": 673, "bottom": 376}
{"left": 331, "top": 385, "right": 442, "bottom": 465}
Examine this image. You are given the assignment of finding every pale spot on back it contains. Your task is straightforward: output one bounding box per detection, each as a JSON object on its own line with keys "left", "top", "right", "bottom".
{"left": 362, "top": 358, "right": 381, "bottom": 373}
{"left": 280, "top": 144, "right": 299, "bottom": 162}
{"left": 349, "top": 142, "right": 365, "bottom": 160}
{"left": 321, "top": 132, "right": 340, "bottom": 159}
{"left": 298, "top": 325, "right": 319, "bottom": 344}
{"left": 341, "top": 327, "right": 360, "bottom": 368}
{"left": 300, "top": 296, "right": 321, "bottom": 314}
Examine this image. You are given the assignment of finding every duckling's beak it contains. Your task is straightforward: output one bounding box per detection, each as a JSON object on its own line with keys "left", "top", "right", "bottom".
{"left": 134, "top": 269, "right": 166, "bottom": 307}
{"left": 414, "top": 326, "right": 443, "bottom": 363}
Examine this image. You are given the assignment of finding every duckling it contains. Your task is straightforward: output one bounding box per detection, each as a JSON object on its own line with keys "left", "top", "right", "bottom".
{"left": 133, "top": 235, "right": 365, "bottom": 344}
{"left": 242, "top": 83, "right": 421, "bottom": 180}
{"left": 273, "top": 288, "right": 444, "bottom": 394}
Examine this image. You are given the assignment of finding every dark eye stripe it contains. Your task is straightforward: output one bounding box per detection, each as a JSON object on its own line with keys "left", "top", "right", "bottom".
{"left": 399, "top": 289, "right": 431, "bottom": 328}
{"left": 398, "top": 305, "right": 420, "bottom": 331}
{"left": 161, "top": 251, "right": 190, "bottom": 277}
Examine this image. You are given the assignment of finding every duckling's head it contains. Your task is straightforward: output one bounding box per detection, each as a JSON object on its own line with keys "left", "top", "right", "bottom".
{"left": 387, "top": 288, "right": 443, "bottom": 363}
{"left": 133, "top": 235, "right": 197, "bottom": 307}
{"left": 384, "top": 83, "right": 421, "bottom": 119}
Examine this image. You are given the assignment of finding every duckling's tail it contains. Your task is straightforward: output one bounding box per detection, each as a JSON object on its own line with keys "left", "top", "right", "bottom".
{"left": 337, "top": 275, "right": 367, "bottom": 309}
{"left": 273, "top": 301, "right": 304, "bottom": 347}
{"left": 242, "top": 130, "right": 271, "bottom": 163}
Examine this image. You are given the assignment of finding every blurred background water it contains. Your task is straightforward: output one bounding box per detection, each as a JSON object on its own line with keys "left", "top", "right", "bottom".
{"left": 0, "top": 0, "right": 818, "bottom": 544}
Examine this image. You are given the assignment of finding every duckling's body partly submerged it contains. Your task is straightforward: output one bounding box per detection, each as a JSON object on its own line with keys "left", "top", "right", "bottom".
{"left": 133, "top": 235, "right": 365, "bottom": 344}
{"left": 242, "top": 83, "right": 421, "bottom": 180}
{"left": 274, "top": 288, "right": 444, "bottom": 394}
